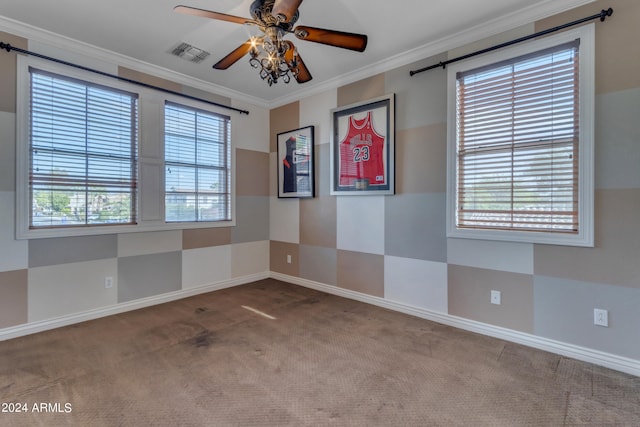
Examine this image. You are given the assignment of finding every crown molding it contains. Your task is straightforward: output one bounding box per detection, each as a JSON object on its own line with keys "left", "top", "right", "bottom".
{"left": 0, "top": 15, "right": 271, "bottom": 109}
{"left": 267, "top": 0, "right": 596, "bottom": 108}
{"left": 1, "top": 0, "right": 595, "bottom": 110}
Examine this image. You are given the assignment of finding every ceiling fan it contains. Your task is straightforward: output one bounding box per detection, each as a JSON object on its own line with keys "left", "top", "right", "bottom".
{"left": 174, "top": 0, "right": 368, "bottom": 85}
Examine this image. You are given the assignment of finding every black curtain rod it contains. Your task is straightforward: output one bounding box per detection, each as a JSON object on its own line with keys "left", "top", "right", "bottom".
{"left": 409, "top": 7, "right": 613, "bottom": 77}
{"left": 0, "top": 42, "right": 250, "bottom": 115}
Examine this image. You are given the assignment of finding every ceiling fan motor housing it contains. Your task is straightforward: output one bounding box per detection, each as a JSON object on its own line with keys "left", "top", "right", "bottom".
{"left": 251, "top": 0, "right": 299, "bottom": 30}
{"left": 174, "top": 0, "right": 366, "bottom": 84}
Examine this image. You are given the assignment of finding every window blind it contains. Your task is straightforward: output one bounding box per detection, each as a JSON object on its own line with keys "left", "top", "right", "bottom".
{"left": 29, "top": 68, "right": 138, "bottom": 228}
{"left": 164, "top": 102, "right": 231, "bottom": 222}
{"left": 455, "top": 40, "right": 580, "bottom": 233}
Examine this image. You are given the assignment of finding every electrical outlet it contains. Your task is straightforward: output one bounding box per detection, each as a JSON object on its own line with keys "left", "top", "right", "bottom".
{"left": 104, "top": 276, "right": 114, "bottom": 289}
{"left": 490, "top": 290, "right": 501, "bottom": 305}
{"left": 594, "top": 308, "right": 608, "bottom": 327}
{"left": 286, "top": 254, "right": 292, "bottom": 264}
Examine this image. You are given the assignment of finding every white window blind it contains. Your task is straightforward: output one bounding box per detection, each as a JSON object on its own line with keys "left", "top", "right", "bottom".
{"left": 29, "top": 68, "right": 138, "bottom": 229}
{"left": 455, "top": 40, "right": 580, "bottom": 234}
{"left": 164, "top": 102, "right": 231, "bottom": 222}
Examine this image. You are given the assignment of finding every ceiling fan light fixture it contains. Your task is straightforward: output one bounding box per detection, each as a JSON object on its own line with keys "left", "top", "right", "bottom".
{"left": 175, "top": 0, "right": 366, "bottom": 85}
{"left": 249, "top": 38, "right": 297, "bottom": 86}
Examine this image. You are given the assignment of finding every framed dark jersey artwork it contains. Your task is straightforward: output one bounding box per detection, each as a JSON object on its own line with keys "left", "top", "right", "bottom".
{"left": 330, "top": 94, "right": 395, "bottom": 195}
{"left": 277, "top": 125, "right": 315, "bottom": 198}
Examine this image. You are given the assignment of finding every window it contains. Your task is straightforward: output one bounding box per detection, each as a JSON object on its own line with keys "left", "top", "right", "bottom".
{"left": 17, "top": 57, "right": 236, "bottom": 239}
{"left": 447, "top": 25, "right": 594, "bottom": 246}
{"left": 164, "top": 102, "right": 231, "bottom": 222}
{"left": 28, "top": 68, "right": 138, "bottom": 229}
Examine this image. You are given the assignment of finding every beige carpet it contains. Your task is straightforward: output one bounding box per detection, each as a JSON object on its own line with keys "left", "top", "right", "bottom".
{"left": 1, "top": 279, "right": 638, "bottom": 426}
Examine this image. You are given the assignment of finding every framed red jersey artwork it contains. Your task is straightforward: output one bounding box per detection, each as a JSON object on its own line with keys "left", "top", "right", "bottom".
{"left": 330, "top": 94, "right": 395, "bottom": 195}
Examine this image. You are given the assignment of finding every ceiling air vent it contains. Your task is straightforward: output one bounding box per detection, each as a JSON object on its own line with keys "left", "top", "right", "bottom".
{"left": 170, "top": 42, "right": 210, "bottom": 64}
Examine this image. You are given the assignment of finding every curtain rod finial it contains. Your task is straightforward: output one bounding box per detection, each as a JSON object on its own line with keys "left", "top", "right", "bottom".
{"left": 600, "top": 8, "right": 613, "bottom": 22}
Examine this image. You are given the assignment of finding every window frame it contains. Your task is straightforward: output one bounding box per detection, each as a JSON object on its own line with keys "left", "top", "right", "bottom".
{"left": 16, "top": 56, "right": 235, "bottom": 239}
{"left": 164, "top": 101, "right": 232, "bottom": 223}
{"left": 28, "top": 67, "right": 139, "bottom": 229}
{"left": 446, "top": 24, "right": 595, "bottom": 247}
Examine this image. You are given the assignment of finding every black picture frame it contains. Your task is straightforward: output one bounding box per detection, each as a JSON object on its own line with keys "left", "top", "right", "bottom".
{"left": 277, "top": 125, "right": 315, "bottom": 198}
{"left": 330, "top": 94, "right": 395, "bottom": 195}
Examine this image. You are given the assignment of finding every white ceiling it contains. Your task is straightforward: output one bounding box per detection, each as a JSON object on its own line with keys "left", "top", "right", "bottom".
{"left": 0, "top": 0, "right": 593, "bottom": 107}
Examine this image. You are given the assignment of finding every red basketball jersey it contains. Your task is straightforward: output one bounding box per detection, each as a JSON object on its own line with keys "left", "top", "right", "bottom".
{"left": 338, "top": 111, "right": 385, "bottom": 187}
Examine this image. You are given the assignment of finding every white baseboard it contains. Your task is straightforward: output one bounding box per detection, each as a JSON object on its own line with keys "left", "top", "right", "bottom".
{"left": 0, "top": 271, "right": 269, "bottom": 342}
{"left": 270, "top": 272, "right": 640, "bottom": 378}
{"left": 2, "top": 269, "right": 638, "bottom": 378}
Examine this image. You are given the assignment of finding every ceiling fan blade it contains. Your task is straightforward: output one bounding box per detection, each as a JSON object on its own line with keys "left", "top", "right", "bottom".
{"left": 271, "top": 0, "right": 303, "bottom": 23}
{"left": 213, "top": 40, "right": 253, "bottom": 70}
{"left": 293, "top": 26, "right": 368, "bottom": 52}
{"left": 283, "top": 41, "right": 312, "bottom": 83}
{"left": 174, "top": 5, "right": 253, "bottom": 25}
